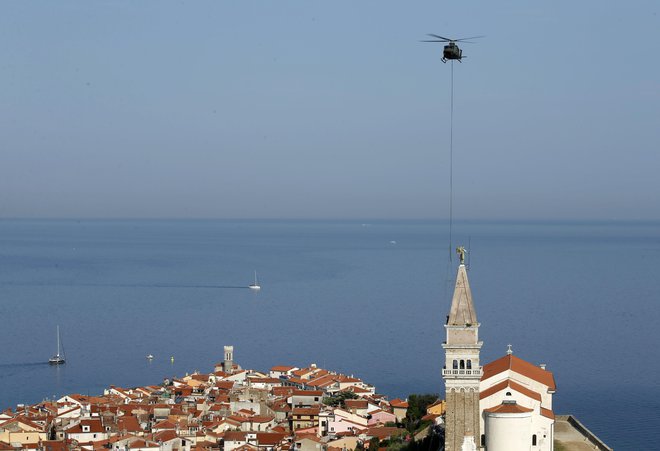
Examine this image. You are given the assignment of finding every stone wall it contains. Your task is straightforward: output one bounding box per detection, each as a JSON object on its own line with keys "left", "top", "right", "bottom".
{"left": 445, "top": 388, "right": 480, "bottom": 451}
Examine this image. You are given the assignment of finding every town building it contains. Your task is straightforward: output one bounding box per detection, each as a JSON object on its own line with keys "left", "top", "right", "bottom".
{"left": 0, "top": 345, "right": 406, "bottom": 451}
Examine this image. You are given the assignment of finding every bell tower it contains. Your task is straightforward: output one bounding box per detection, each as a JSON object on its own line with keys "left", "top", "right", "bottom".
{"left": 442, "top": 249, "right": 483, "bottom": 451}
{"left": 223, "top": 345, "right": 234, "bottom": 374}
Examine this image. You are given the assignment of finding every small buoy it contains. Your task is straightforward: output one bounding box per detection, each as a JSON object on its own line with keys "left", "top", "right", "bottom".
{"left": 170, "top": 356, "right": 174, "bottom": 363}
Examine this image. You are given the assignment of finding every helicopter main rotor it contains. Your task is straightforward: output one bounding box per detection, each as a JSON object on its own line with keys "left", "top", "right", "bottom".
{"left": 421, "top": 34, "right": 485, "bottom": 44}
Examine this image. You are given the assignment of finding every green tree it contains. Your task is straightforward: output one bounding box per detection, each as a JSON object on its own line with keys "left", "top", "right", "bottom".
{"left": 390, "top": 427, "right": 442, "bottom": 451}
{"left": 322, "top": 390, "right": 359, "bottom": 408}
{"left": 403, "top": 393, "right": 438, "bottom": 433}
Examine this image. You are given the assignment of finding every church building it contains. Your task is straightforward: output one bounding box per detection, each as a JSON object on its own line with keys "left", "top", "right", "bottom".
{"left": 443, "top": 251, "right": 556, "bottom": 451}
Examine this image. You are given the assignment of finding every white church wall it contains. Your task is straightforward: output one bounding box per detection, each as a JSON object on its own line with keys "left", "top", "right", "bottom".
{"left": 485, "top": 411, "right": 532, "bottom": 451}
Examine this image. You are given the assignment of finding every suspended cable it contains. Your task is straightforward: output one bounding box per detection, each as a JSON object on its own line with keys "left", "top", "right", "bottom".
{"left": 449, "top": 60, "right": 454, "bottom": 264}
{"left": 443, "top": 60, "right": 456, "bottom": 312}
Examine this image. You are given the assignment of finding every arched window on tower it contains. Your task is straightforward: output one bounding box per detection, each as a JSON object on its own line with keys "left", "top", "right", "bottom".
{"left": 452, "top": 360, "right": 458, "bottom": 369}
{"left": 466, "top": 360, "right": 472, "bottom": 369}
{"left": 459, "top": 360, "right": 465, "bottom": 369}
{"left": 532, "top": 434, "right": 537, "bottom": 446}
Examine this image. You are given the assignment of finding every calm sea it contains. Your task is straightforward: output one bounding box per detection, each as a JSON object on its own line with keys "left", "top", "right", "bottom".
{"left": 0, "top": 219, "right": 658, "bottom": 450}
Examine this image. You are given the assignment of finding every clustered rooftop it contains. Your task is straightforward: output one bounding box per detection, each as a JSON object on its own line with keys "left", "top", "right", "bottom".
{"left": 0, "top": 354, "right": 414, "bottom": 451}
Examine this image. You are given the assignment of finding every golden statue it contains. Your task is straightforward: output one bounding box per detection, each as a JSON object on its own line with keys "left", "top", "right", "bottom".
{"left": 456, "top": 246, "right": 466, "bottom": 264}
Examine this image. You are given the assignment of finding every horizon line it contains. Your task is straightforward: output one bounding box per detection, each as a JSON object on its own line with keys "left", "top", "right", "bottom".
{"left": 1, "top": 217, "right": 659, "bottom": 225}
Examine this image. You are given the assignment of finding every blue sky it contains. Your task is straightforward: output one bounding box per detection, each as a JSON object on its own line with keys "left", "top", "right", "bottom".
{"left": 1, "top": 1, "right": 658, "bottom": 219}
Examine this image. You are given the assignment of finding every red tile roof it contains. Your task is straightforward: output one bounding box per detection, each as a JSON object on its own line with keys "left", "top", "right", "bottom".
{"left": 481, "top": 354, "right": 556, "bottom": 390}
{"left": 479, "top": 380, "right": 542, "bottom": 402}
{"left": 484, "top": 402, "right": 533, "bottom": 414}
{"left": 421, "top": 413, "right": 440, "bottom": 422}
{"left": 152, "top": 430, "right": 178, "bottom": 443}
{"left": 272, "top": 387, "right": 296, "bottom": 397}
{"left": 249, "top": 377, "right": 282, "bottom": 384}
{"left": 233, "top": 445, "right": 258, "bottom": 451}
{"left": 292, "top": 390, "right": 323, "bottom": 397}
{"left": 347, "top": 386, "right": 370, "bottom": 394}
{"left": 117, "top": 416, "right": 143, "bottom": 433}
{"left": 0, "top": 416, "right": 44, "bottom": 431}
{"left": 337, "top": 376, "right": 361, "bottom": 383}
{"left": 37, "top": 441, "right": 71, "bottom": 451}
{"left": 248, "top": 416, "right": 275, "bottom": 423}
{"left": 271, "top": 366, "right": 297, "bottom": 372}
{"left": 540, "top": 407, "right": 555, "bottom": 420}
{"left": 344, "top": 400, "right": 368, "bottom": 409}
{"left": 292, "top": 368, "right": 315, "bottom": 377}
{"left": 294, "top": 433, "right": 321, "bottom": 443}
{"left": 256, "top": 432, "right": 287, "bottom": 445}
{"left": 66, "top": 418, "right": 104, "bottom": 434}
{"left": 153, "top": 420, "right": 177, "bottom": 429}
{"left": 306, "top": 375, "right": 338, "bottom": 388}
{"left": 291, "top": 407, "right": 320, "bottom": 415}
{"left": 389, "top": 399, "right": 408, "bottom": 408}
{"left": 224, "top": 431, "right": 248, "bottom": 441}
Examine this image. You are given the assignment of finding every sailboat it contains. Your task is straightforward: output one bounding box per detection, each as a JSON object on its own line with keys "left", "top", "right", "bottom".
{"left": 248, "top": 271, "right": 261, "bottom": 290}
{"left": 49, "top": 325, "right": 66, "bottom": 365}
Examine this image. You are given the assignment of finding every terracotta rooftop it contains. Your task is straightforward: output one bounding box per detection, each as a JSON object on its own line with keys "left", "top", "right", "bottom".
{"left": 347, "top": 386, "right": 370, "bottom": 394}
{"left": 294, "top": 434, "right": 321, "bottom": 443}
{"left": 291, "top": 390, "right": 323, "bottom": 396}
{"left": 117, "top": 416, "right": 143, "bottom": 433}
{"left": 389, "top": 399, "right": 408, "bottom": 408}
{"left": 344, "top": 400, "right": 368, "bottom": 409}
{"left": 481, "top": 354, "right": 556, "bottom": 390}
{"left": 291, "top": 407, "right": 321, "bottom": 415}
{"left": 153, "top": 420, "right": 177, "bottom": 429}
{"left": 247, "top": 416, "right": 275, "bottom": 423}
{"left": 540, "top": 407, "right": 555, "bottom": 420}
{"left": 67, "top": 419, "right": 105, "bottom": 434}
{"left": 224, "top": 431, "right": 248, "bottom": 441}
{"left": 256, "top": 432, "right": 287, "bottom": 445}
{"left": 271, "top": 366, "right": 297, "bottom": 372}
{"left": 0, "top": 416, "right": 44, "bottom": 431}
{"left": 152, "top": 430, "right": 178, "bottom": 443}
{"left": 421, "top": 413, "right": 441, "bottom": 422}
{"left": 479, "top": 379, "right": 542, "bottom": 402}
{"left": 484, "top": 402, "right": 533, "bottom": 415}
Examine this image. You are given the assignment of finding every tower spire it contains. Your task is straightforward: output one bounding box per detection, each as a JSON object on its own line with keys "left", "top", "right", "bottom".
{"left": 447, "top": 259, "right": 478, "bottom": 326}
{"left": 443, "top": 256, "right": 483, "bottom": 451}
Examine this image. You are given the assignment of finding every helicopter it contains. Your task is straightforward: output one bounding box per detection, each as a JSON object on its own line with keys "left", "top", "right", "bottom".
{"left": 421, "top": 34, "right": 484, "bottom": 63}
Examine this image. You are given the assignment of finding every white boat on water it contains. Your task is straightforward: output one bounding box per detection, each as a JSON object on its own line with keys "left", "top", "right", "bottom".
{"left": 49, "top": 325, "right": 66, "bottom": 365}
{"left": 146, "top": 354, "right": 154, "bottom": 360}
{"left": 249, "top": 271, "right": 261, "bottom": 290}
